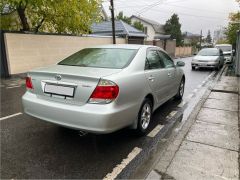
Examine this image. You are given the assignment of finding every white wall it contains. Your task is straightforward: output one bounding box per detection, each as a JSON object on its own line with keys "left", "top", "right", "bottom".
{"left": 131, "top": 17, "right": 156, "bottom": 41}
{"left": 4, "top": 33, "right": 126, "bottom": 74}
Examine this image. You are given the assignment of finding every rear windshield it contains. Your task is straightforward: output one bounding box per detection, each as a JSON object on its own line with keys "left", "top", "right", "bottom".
{"left": 198, "top": 49, "right": 219, "bottom": 56}
{"left": 58, "top": 48, "right": 138, "bottom": 69}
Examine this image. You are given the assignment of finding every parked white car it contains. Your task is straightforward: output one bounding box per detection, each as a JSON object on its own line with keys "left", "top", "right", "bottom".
{"left": 215, "top": 44, "right": 233, "bottom": 63}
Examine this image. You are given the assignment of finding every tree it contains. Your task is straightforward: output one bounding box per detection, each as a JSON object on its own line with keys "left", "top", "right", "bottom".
{"left": 0, "top": 0, "right": 102, "bottom": 34}
{"left": 133, "top": 21, "right": 144, "bottom": 31}
{"left": 206, "top": 30, "right": 212, "bottom": 43}
{"left": 225, "top": 12, "right": 240, "bottom": 44}
{"left": 116, "top": 11, "right": 132, "bottom": 25}
{"left": 216, "top": 39, "right": 229, "bottom": 44}
{"left": 116, "top": 11, "right": 144, "bottom": 31}
{"left": 164, "top": 14, "right": 183, "bottom": 46}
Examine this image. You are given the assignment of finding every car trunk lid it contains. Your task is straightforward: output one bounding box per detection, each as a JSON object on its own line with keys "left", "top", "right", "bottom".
{"left": 28, "top": 65, "right": 122, "bottom": 105}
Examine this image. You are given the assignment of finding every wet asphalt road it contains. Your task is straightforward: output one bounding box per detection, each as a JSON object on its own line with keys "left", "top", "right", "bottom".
{"left": 0, "top": 57, "right": 215, "bottom": 179}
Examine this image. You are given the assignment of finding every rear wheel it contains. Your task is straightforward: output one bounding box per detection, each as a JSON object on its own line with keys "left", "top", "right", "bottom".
{"left": 136, "top": 98, "right": 153, "bottom": 135}
{"left": 174, "top": 78, "right": 185, "bottom": 100}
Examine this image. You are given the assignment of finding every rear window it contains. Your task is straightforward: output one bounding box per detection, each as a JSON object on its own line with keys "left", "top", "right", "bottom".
{"left": 58, "top": 48, "right": 138, "bottom": 69}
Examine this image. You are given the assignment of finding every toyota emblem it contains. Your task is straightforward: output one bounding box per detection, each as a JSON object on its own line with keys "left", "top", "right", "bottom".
{"left": 55, "top": 74, "right": 62, "bottom": 81}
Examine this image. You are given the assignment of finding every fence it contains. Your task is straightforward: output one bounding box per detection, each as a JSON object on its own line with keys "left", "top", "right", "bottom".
{"left": 145, "top": 40, "right": 193, "bottom": 58}
{"left": 3, "top": 32, "right": 126, "bottom": 76}
{"left": 175, "top": 46, "right": 193, "bottom": 57}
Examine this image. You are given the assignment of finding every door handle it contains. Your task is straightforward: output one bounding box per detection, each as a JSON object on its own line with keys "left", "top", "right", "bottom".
{"left": 148, "top": 76, "right": 155, "bottom": 81}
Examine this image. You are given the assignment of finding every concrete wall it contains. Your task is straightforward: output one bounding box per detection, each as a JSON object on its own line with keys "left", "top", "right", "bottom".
{"left": 146, "top": 40, "right": 193, "bottom": 58}
{"left": 165, "top": 40, "right": 176, "bottom": 58}
{"left": 4, "top": 33, "right": 126, "bottom": 74}
{"left": 145, "top": 39, "right": 176, "bottom": 58}
{"left": 235, "top": 31, "right": 240, "bottom": 76}
{"left": 154, "top": 40, "right": 164, "bottom": 49}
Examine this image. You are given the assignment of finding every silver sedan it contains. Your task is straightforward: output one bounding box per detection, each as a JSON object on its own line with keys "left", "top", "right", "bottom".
{"left": 191, "top": 48, "right": 224, "bottom": 70}
{"left": 22, "top": 45, "right": 185, "bottom": 135}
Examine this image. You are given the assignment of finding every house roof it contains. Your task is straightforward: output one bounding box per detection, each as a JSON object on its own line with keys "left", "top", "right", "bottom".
{"left": 130, "top": 15, "right": 165, "bottom": 34}
{"left": 91, "top": 20, "right": 147, "bottom": 38}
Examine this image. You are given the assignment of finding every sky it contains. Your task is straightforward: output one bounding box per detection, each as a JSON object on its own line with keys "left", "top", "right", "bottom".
{"left": 102, "top": 0, "right": 240, "bottom": 37}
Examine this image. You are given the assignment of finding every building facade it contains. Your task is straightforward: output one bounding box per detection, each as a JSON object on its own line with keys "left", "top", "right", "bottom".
{"left": 130, "top": 15, "right": 165, "bottom": 41}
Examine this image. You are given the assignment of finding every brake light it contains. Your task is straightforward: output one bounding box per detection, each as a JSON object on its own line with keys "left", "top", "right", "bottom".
{"left": 26, "top": 77, "right": 33, "bottom": 89}
{"left": 88, "top": 79, "right": 119, "bottom": 104}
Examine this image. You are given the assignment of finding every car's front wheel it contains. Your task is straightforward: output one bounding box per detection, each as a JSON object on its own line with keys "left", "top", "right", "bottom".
{"left": 215, "top": 62, "right": 221, "bottom": 71}
{"left": 136, "top": 98, "right": 153, "bottom": 135}
{"left": 174, "top": 78, "right": 185, "bottom": 100}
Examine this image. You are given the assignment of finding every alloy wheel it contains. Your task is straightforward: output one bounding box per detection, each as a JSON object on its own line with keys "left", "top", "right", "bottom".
{"left": 141, "top": 103, "right": 151, "bottom": 130}
{"left": 179, "top": 80, "right": 184, "bottom": 97}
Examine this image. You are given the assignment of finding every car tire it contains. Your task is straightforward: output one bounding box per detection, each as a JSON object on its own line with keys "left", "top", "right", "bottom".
{"left": 174, "top": 78, "right": 185, "bottom": 100}
{"left": 192, "top": 66, "right": 195, "bottom": 70}
{"left": 136, "top": 98, "right": 153, "bottom": 136}
{"left": 215, "top": 63, "right": 221, "bottom": 71}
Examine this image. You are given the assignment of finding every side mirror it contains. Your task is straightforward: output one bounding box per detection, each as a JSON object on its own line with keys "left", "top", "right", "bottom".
{"left": 176, "top": 61, "right": 185, "bottom": 67}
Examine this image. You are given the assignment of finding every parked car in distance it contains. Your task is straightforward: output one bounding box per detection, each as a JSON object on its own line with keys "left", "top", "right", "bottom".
{"left": 215, "top": 44, "right": 233, "bottom": 63}
{"left": 22, "top": 45, "right": 185, "bottom": 135}
{"left": 191, "top": 48, "right": 224, "bottom": 70}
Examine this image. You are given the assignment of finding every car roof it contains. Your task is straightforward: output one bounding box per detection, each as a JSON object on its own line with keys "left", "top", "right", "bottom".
{"left": 201, "top": 48, "right": 219, "bottom": 51}
{"left": 215, "top": 44, "right": 232, "bottom": 46}
{"left": 89, "top": 44, "right": 160, "bottom": 50}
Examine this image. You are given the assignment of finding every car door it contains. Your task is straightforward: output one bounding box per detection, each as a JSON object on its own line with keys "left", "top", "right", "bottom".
{"left": 158, "top": 50, "right": 177, "bottom": 98}
{"left": 144, "top": 48, "right": 170, "bottom": 105}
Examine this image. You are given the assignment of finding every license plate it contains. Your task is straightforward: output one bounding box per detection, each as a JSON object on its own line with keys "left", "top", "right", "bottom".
{"left": 44, "top": 84, "right": 75, "bottom": 97}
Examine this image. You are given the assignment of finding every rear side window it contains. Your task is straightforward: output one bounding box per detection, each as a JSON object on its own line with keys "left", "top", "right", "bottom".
{"left": 58, "top": 48, "right": 138, "bottom": 69}
{"left": 145, "top": 50, "right": 165, "bottom": 70}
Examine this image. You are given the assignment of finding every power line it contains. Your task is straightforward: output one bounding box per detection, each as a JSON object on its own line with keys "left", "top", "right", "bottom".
{"left": 149, "top": 8, "right": 229, "bottom": 21}
{"left": 137, "top": 0, "right": 166, "bottom": 15}
{"left": 163, "top": 4, "right": 230, "bottom": 15}
{"left": 117, "top": 3, "right": 228, "bottom": 15}
{"left": 136, "top": 0, "right": 189, "bottom": 15}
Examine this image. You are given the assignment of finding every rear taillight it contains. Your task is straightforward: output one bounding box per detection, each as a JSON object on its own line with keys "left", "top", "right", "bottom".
{"left": 88, "top": 79, "right": 119, "bottom": 104}
{"left": 26, "top": 77, "right": 33, "bottom": 89}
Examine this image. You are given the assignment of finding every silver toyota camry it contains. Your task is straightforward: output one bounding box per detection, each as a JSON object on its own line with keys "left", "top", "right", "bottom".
{"left": 191, "top": 48, "right": 224, "bottom": 70}
{"left": 22, "top": 45, "right": 185, "bottom": 135}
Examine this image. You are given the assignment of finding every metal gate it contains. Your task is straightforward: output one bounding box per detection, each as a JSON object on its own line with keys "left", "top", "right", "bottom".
{"left": 128, "top": 37, "right": 144, "bottom": 45}
{"left": 0, "top": 30, "right": 9, "bottom": 78}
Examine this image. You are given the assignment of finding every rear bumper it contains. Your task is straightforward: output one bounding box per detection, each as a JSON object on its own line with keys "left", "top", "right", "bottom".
{"left": 22, "top": 92, "right": 138, "bottom": 133}
{"left": 191, "top": 61, "right": 218, "bottom": 68}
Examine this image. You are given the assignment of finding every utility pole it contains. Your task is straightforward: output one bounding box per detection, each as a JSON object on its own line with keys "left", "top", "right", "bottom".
{"left": 110, "top": 0, "right": 116, "bottom": 44}
{"left": 199, "top": 29, "right": 202, "bottom": 50}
